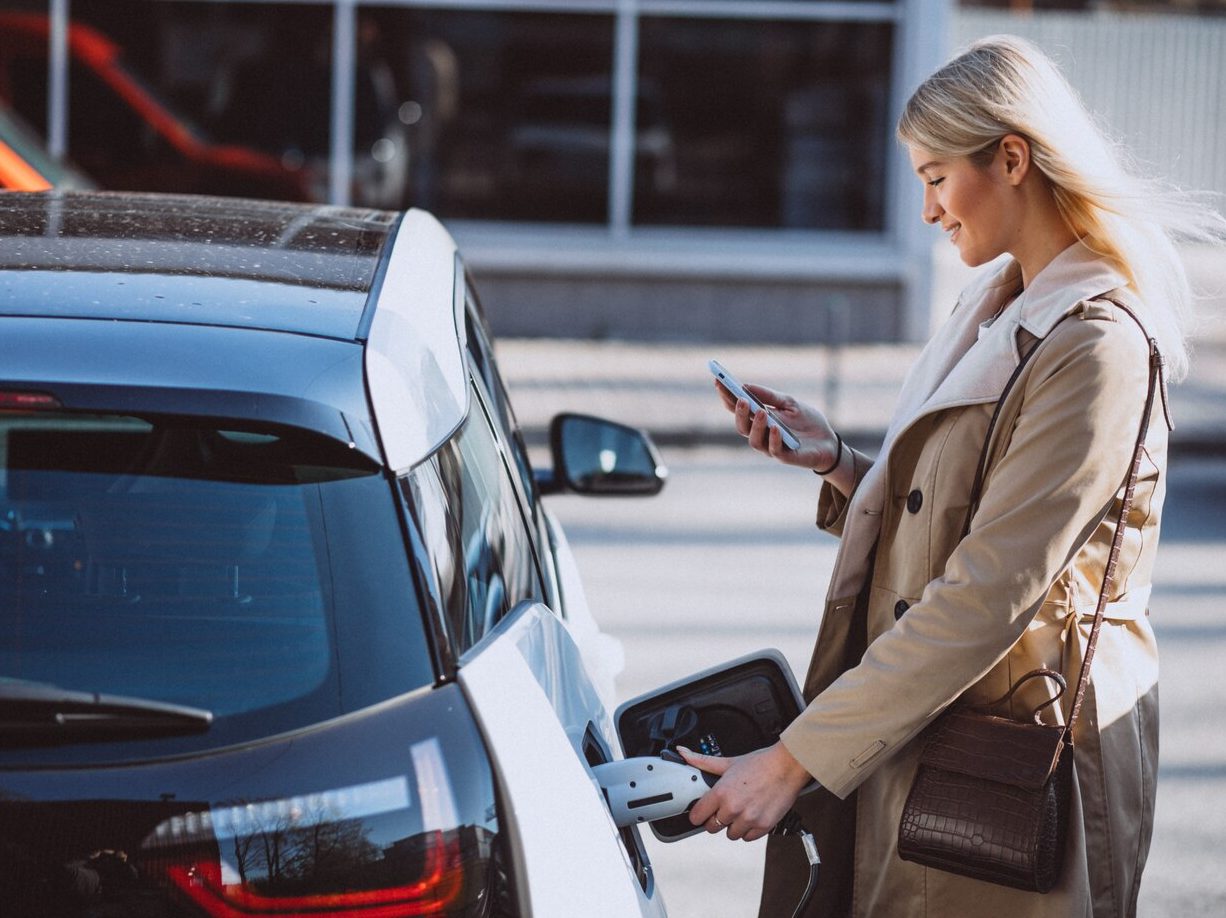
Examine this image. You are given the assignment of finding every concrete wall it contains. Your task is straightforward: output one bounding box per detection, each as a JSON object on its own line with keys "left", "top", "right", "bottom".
{"left": 477, "top": 272, "right": 904, "bottom": 345}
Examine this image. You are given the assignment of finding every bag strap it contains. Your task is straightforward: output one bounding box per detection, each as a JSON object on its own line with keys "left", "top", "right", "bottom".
{"left": 959, "top": 296, "right": 1162, "bottom": 738}
{"left": 1065, "top": 299, "right": 1162, "bottom": 736}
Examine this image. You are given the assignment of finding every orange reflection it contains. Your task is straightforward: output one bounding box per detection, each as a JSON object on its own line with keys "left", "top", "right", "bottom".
{"left": 0, "top": 138, "right": 51, "bottom": 190}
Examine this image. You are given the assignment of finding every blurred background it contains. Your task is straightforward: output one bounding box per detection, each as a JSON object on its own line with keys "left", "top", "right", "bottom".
{"left": 3, "top": 1, "right": 1225, "bottom": 915}
{"left": 3, "top": 0, "right": 1223, "bottom": 347}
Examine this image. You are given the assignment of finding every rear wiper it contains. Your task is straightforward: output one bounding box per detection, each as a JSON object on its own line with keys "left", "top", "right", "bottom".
{"left": 0, "top": 679, "right": 213, "bottom": 743}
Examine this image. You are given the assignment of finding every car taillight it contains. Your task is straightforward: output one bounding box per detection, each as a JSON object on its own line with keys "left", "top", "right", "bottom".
{"left": 0, "top": 390, "right": 61, "bottom": 409}
{"left": 164, "top": 829, "right": 464, "bottom": 917}
{"left": 143, "top": 741, "right": 481, "bottom": 918}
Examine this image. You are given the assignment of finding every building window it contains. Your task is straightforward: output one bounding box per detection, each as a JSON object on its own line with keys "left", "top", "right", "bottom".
{"left": 22, "top": 1, "right": 901, "bottom": 235}
{"left": 373, "top": 9, "right": 616, "bottom": 224}
{"left": 635, "top": 18, "right": 893, "bottom": 230}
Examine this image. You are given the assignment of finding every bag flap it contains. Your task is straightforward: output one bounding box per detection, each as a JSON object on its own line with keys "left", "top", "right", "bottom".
{"left": 920, "top": 710, "right": 1066, "bottom": 790}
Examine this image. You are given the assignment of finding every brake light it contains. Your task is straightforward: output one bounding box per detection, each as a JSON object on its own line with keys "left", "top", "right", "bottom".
{"left": 165, "top": 829, "right": 464, "bottom": 917}
{"left": 0, "top": 391, "right": 61, "bottom": 409}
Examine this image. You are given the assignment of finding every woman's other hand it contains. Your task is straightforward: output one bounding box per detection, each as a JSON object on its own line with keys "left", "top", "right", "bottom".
{"left": 713, "top": 380, "right": 841, "bottom": 473}
{"left": 679, "top": 741, "right": 813, "bottom": 842}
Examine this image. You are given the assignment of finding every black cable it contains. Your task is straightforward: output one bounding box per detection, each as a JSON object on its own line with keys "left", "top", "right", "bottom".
{"left": 789, "top": 829, "right": 820, "bottom": 918}
{"left": 771, "top": 811, "right": 820, "bottom": 918}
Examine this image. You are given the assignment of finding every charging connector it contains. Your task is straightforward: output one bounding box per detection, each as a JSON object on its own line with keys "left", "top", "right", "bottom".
{"left": 592, "top": 756, "right": 716, "bottom": 828}
{"left": 594, "top": 755, "right": 819, "bottom": 918}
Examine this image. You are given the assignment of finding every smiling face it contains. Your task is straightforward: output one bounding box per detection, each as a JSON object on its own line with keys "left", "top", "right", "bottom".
{"left": 909, "top": 143, "right": 1017, "bottom": 269}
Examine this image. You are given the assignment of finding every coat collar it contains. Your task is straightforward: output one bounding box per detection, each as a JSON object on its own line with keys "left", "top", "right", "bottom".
{"left": 828, "top": 241, "right": 1130, "bottom": 601}
{"left": 1015, "top": 239, "right": 1132, "bottom": 339}
{"left": 906, "top": 240, "right": 1131, "bottom": 422}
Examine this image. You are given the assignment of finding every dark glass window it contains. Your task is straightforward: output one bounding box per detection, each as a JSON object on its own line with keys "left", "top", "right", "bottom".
{"left": 465, "top": 284, "right": 538, "bottom": 521}
{"left": 65, "top": 1, "right": 408, "bottom": 207}
{"left": 370, "top": 8, "right": 616, "bottom": 222}
{"left": 17, "top": 3, "right": 898, "bottom": 230}
{"left": 0, "top": 31, "right": 170, "bottom": 178}
{"left": 635, "top": 19, "right": 893, "bottom": 230}
{"left": 403, "top": 389, "right": 545, "bottom": 656}
{"left": 0, "top": 411, "right": 432, "bottom": 753}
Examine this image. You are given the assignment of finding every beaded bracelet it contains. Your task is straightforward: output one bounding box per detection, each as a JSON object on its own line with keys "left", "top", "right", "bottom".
{"left": 812, "top": 432, "right": 843, "bottom": 477}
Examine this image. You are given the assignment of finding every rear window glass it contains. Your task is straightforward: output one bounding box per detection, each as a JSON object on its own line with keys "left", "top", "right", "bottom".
{"left": 0, "top": 411, "right": 433, "bottom": 756}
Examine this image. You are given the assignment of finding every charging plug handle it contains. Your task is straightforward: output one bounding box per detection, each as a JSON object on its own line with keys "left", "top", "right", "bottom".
{"left": 592, "top": 756, "right": 716, "bottom": 829}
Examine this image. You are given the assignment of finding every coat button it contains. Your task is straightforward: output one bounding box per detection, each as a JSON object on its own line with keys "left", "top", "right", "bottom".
{"left": 906, "top": 489, "right": 923, "bottom": 513}
{"left": 894, "top": 600, "right": 909, "bottom": 620}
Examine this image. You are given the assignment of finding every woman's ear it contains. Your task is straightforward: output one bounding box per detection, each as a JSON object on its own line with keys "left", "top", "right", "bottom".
{"left": 998, "top": 134, "right": 1031, "bottom": 186}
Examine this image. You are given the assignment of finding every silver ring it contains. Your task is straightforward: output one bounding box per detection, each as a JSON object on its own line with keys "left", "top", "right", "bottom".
{"left": 712, "top": 816, "right": 725, "bottom": 828}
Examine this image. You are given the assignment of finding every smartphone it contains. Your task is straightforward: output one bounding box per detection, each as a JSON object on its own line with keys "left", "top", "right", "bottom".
{"left": 708, "top": 359, "right": 801, "bottom": 450}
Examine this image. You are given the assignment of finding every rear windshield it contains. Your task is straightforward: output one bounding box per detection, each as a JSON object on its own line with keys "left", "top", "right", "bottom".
{"left": 0, "top": 411, "right": 433, "bottom": 757}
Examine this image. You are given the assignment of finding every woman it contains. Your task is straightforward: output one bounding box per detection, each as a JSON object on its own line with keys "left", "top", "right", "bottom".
{"left": 679, "top": 35, "right": 1225, "bottom": 918}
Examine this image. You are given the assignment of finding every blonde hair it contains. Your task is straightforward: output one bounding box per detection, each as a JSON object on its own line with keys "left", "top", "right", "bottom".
{"left": 898, "top": 34, "right": 1226, "bottom": 381}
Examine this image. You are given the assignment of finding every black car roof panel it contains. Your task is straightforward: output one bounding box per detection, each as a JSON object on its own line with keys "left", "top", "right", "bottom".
{"left": 0, "top": 191, "right": 397, "bottom": 340}
{"left": 0, "top": 315, "right": 380, "bottom": 458}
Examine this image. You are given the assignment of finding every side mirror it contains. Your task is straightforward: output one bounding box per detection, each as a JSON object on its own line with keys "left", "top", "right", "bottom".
{"left": 538, "top": 413, "right": 667, "bottom": 496}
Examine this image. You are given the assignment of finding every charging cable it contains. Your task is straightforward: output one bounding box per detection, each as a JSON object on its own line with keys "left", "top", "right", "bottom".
{"left": 771, "top": 810, "right": 820, "bottom": 918}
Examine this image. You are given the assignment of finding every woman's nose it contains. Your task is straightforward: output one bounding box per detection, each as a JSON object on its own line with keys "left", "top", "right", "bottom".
{"left": 922, "top": 194, "right": 942, "bottom": 225}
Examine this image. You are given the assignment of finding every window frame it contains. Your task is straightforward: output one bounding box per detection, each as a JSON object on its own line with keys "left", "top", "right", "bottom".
{"left": 399, "top": 373, "right": 550, "bottom": 661}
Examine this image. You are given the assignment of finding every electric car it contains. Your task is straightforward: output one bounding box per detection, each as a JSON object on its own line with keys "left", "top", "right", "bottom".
{"left": 0, "top": 190, "right": 670, "bottom": 917}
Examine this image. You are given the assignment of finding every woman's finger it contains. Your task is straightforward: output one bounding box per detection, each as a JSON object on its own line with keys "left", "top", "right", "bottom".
{"left": 743, "top": 382, "right": 792, "bottom": 410}
{"left": 734, "top": 398, "right": 756, "bottom": 438}
{"left": 713, "top": 379, "right": 739, "bottom": 412}
{"left": 767, "top": 424, "right": 785, "bottom": 457}
{"left": 677, "top": 746, "right": 732, "bottom": 777}
{"left": 747, "top": 404, "right": 771, "bottom": 451}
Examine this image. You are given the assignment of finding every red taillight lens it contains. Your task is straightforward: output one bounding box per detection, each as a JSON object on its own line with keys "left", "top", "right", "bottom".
{"left": 0, "top": 391, "right": 61, "bottom": 410}
{"left": 165, "top": 829, "right": 465, "bottom": 917}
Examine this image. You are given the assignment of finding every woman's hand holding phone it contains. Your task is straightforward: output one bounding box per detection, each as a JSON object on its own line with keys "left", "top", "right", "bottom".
{"left": 708, "top": 359, "right": 842, "bottom": 476}
{"left": 708, "top": 360, "right": 801, "bottom": 449}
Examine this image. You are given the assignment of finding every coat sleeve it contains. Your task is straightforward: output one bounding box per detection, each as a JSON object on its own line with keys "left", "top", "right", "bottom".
{"left": 815, "top": 447, "right": 873, "bottom": 537}
{"left": 781, "top": 312, "right": 1151, "bottom": 798}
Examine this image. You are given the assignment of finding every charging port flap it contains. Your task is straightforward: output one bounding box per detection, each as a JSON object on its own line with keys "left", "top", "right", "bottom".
{"left": 613, "top": 649, "right": 813, "bottom": 842}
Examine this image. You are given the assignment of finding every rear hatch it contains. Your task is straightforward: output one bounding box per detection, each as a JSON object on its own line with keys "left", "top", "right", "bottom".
{"left": 0, "top": 405, "right": 508, "bottom": 916}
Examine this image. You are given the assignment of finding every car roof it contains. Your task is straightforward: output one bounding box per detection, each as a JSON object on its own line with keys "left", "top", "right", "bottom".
{"left": 0, "top": 191, "right": 397, "bottom": 340}
{"left": 0, "top": 191, "right": 471, "bottom": 470}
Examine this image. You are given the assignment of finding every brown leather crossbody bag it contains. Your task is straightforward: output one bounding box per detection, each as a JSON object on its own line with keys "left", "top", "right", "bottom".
{"left": 897, "top": 300, "right": 1165, "bottom": 892}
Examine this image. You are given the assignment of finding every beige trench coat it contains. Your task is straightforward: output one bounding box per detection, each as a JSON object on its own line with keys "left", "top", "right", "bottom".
{"left": 760, "top": 242, "right": 1166, "bottom": 918}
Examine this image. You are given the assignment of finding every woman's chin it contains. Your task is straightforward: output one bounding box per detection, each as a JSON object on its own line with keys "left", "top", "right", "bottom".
{"left": 958, "top": 248, "right": 991, "bottom": 269}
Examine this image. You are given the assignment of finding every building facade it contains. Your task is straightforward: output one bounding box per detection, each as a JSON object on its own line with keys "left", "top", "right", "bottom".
{"left": 9, "top": 0, "right": 948, "bottom": 342}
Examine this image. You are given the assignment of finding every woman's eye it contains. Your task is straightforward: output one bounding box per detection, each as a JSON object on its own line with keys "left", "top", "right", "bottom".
{"left": 926, "top": 177, "right": 945, "bottom": 188}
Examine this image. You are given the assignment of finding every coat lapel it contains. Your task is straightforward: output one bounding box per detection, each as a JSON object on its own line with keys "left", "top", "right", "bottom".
{"left": 884, "top": 259, "right": 1022, "bottom": 453}
{"left": 874, "top": 240, "right": 1132, "bottom": 474}
{"left": 826, "top": 241, "right": 1131, "bottom": 602}
{"left": 912, "top": 241, "right": 1131, "bottom": 425}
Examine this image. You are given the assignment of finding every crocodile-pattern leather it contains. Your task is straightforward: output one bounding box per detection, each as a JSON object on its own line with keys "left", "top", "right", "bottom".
{"left": 898, "top": 712, "right": 1074, "bottom": 892}
{"left": 919, "top": 710, "right": 1064, "bottom": 789}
